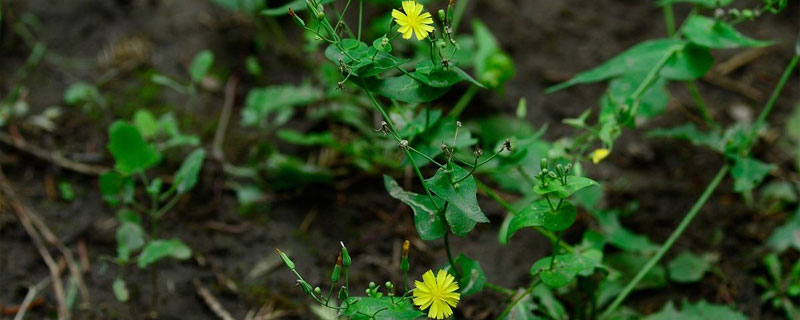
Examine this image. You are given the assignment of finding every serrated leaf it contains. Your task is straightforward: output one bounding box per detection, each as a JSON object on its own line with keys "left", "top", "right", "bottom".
{"left": 174, "top": 149, "right": 205, "bottom": 194}
{"left": 682, "top": 15, "right": 772, "bottom": 49}
{"left": 426, "top": 164, "right": 488, "bottom": 223}
{"left": 189, "top": 50, "right": 214, "bottom": 82}
{"left": 384, "top": 175, "right": 446, "bottom": 240}
{"left": 731, "top": 155, "right": 775, "bottom": 192}
{"left": 137, "top": 239, "right": 192, "bottom": 268}
{"left": 117, "top": 222, "right": 145, "bottom": 262}
{"left": 107, "top": 121, "right": 161, "bottom": 175}
{"left": 441, "top": 254, "right": 486, "bottom": 296}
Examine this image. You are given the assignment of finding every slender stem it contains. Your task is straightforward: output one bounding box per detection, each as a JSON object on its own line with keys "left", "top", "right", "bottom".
{"left": 628, "top": 48, "right": 676, "bottom": 118}
{"left": 357, "top": 0, "right": 363, "bottom": 42}
{"left": 497, "top": 278, "right": 542, "bottom": 319}
{"left": 599, "top": 165, "right": 728, "bottom": 318}
{"left": 484, "top": 282, "right": 514, "bottom": 296}
{"left": 662, "top": 3, "right": 676, "bottom": 37}
{"left": 443, "top": 228, "right": 461, "bottom": 278}
{"left": 684, "top": 81, "right": 714, "bottom": 127}
{"left": 744, "top": 54, "right": 799, "bottom": 153}
{"left": 448, "top": 85, "right": 478, "bottom": 118}
{"left": 549, "top": 232, "right": 563, "bottom": 270}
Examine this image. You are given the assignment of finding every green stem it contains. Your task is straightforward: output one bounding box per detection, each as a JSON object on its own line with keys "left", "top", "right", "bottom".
{"left": 662, "top": 3, "right": 676, "bottom": 37}
{"left": 484, "top": 282, "right": 514, "bottom": 296}
{"left": 627, "top": 48, "right": 676, "bottom": 119}
{"left": 443, "top": 227, "right": 461, "bottom": 278}
{"left": 549, "top": 232, "right": 563, "bottom": 270}
{"left": 448, "top": 85, "right": 478, "bottom": 118}
{"left": 599, "top": 165, "right": 729, "bottom": 318}
{"left": 496, "top": 278, "right": 541, "bottom": 319}
{"left": 684, "top": 81, "right": 714, "bottom": 127}
{"left": 744, "top": 54, "right": 799, "bottom": 153}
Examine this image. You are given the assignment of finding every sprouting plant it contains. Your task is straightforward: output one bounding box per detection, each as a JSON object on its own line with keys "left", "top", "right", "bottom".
{"left": 757, "top": 253, "right": 800, "bottom": 319}
{"left": 98, "top": 112, "right": 204, "bottom": 313}
{"left": 151, "top": 49, "right": 215, "bottom": 103}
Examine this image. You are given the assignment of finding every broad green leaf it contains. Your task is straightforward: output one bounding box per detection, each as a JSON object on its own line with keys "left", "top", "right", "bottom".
{"left": 605, "top": 252, "right": 666, "bottom": 290}
{"left": 507, "top": 199, "right": 577, "bottom": 240}
{"left": 156, "top": 113, "right": 201, "bottom": 150}
{"left": 174, "top": 149, "right": 205, "bottom": 194}
{"left": 189, "top": 50, "right": 214, "bottom": 82}
{"left": 473, "top": 20, "right": 515, "bottom": 88}
{"left": 133, "top": 110, "right": 159, "bottom": 139}
{"left": 605, "top": 72, "right": 669, "bottom": 118}
{"left": 682, "top": 15, "right": 772, "bottom": 49}
{"left": 107, "top": 121, "right": 161, "bottom": 175}
{"left": 767, "top": 208, "right": 800, "bottom": 253}
{"left": 137, "top": 239, "right": 192, "bottom": 268}
{"left": 731, "top": 155, "right": 775, "bottom": 192}
{"left": 441, "top": 254, "right": 486, "bottom": 296}
{"left": 530, "top": 254, "right": 584, "bottom": 288}
{"left": 99, "top": 171, "right": 124, "bottom": 205}
{"left": 548, "top": 39, "right": 712, "bottom": 92}
{"left": 533, "top": 176, "right": 599, "bottom": 199}
{"left": 644, "top": 300, "right": 747, "bottom": 320}
{"left": 340, "top": 296, "right": 424, "bottom": 320}
{"left": 384, "top": 175, "right": 446, "bottom": 240}
{"left": 112, "top": 278, "right": 129, "bottom": 302}
{"left": 426, "top": 164, "right": 489, "bottom": 223}
{"left": 446, "top": 204, "right": 479, "bottom": 236}
{"left": 667, "top": 251, "right": 715, "bottom": 283}
{"left": 324, "top": 39, "right": 408, "bottom": 78}
{"left": 591, "top": 209, "right": 659, "bottom": 253}
{"left": 362, "top": 74, "right": 449, "bottom": 103}
{"left": 656, "top": 0, "right": 733, "bottom": 7}
{"left": 117, "top": 222, "right": 145, "bottom": 262}
{"left": 413, "top": 60, "right": 484, "bottom": 88}
{"left": 241, "top": 84, "right": 323, "bottom": 127}
{"left": 116, "top": 208, "right": 141, "bottom": 225}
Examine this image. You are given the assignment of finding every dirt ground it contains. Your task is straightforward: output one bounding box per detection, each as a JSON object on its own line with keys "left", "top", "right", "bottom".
{"left": 1, "top": 0, "right": 799, "bottom": 319}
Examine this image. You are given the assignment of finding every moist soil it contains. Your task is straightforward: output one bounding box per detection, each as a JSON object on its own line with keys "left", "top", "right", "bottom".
{"left": 1, "top": 0, "right": 799, "bottom": 319}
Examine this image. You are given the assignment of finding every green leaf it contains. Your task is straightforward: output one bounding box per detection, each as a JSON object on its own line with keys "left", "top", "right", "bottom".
{"left": 174, "top": 149, "right": 205, "bottom": 194}
{"left": 340, "top": 296, "right": 424, "bottom": 320}
{"left": 107, "top": 121, "right": 161, "bottom": 175}
{"left": 606, "top": 72, "right": 669, "bottom": 118}
{"left": 151, "top": 74, "right": 188, "bottom": 94}
{"left": 189, "top": 50, "right": 214, "bottom": 82}
{"left": 533, "top": 176, "right": 599, "bottom": 199}
{"left": 606, "top": 252, "right": 666, "bottom": 290}
{"left": 591, "top": 209, "right": 659, "bottom": 253}
{"left": 116, "top": 208, "right": 141, "bottom": 225}
{"left": 767, "top": 207, "right": 800, "bottom": 253}
{"left": 667, "top": 251, "right": 715, "bottom": 283}
{"left": 361, "top": 74, "right": 449, "bottom": 103}
{"left": 63, "top": 82, "right": 100, "bottom": 106}
{"left": 116, "top": 222, "right": 145, "bottom": 262}
{"left": 507, "top": 199, "right": 577, "bottom": 241}
{"left": 133, "top": 110, "right": 159, "bottom": 139}
{"left": 644, "top": 300, "right": 747, "bottom": 320}
{"left": 426, "top": 164, "right": 489, "bottom": 223}
{"left": 59, "top": 181, "right": 75, "bottom": 201}
{"left": 498, "top": 289, "right": 536, "bottom": 320}
{"left": 277, "top": 129, "right": 337, "bottom": 146}
{"left": 441, "top": 254, "right": 486, "bottom": 296}
{"left": 137, "top": 239, "right": 192, "bottom": 268}
{"left": 384, "top": 175, "right": 446, "bottom": 240}
{"left": 240, "top": 84, "right": 322, "bottom": 127}
{"left": 656, "top": 0, "right": 733, "bottom": 7}
{"left": 413, "top": 60, "right": 484, "bottom": 88}
{"left": 530, "top": 254, "right": 582, "bottom": 288}
{"left": 548, "top": 39, "right": 712, "bottom": 92}
{"left": 647, "top": 123, "right": 722, "bottom": 151}
{"left": 730, "top": 155, "right": 775, "bottom": 192}
{"left": 473, "top": 20, "right": 515, "bottom": 88}
{"left": 324, "top": 39, "right": 408, "bottom": 78}
{"left": 100, "top": 171, "right": 123, "bottom": 206}
{"left": 682, "top": 15, "right": 772, "bottom": 49}
{"left": 532, "top": 285, "right": 568, "bottom": 320}
{"left": 112, "top": 278, "right": 129, "bottom": 302}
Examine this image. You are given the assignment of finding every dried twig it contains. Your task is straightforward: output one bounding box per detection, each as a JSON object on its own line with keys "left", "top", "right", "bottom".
{"left": 0, "top": 131, "right": 108, "bottom": 175}
{"left": 13, "top": 277, "right": 51, "bottom": 320}
{"left": 212, "top": 76, "right": 239, "bottom": 162}
{"left": 193, "top": 279, "right": 235, "bottom": 320}
{"left": 715, "top": 47, "right": 773, "bottom": 76}
{"left": 702, "top": 73, "right": 763, "bottom": 101}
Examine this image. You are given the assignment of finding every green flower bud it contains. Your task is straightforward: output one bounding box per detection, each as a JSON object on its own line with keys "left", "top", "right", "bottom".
{"left": 401, "top": 240, "right": 410, "bottom": 272}
{"left": 314, "top": 287, "right": 322, "bottom": 295}
{"left": 438, "top": 9, "right": 446, "bottom": 23}
{"left": 331, "top": 253, "right": 342, "bottom": 283}
{"left": 338, "top": 286, "right": 348, "bottom": 300}
{"left": 741, "top": 9, "right": 754, "bottom": 19}
{"left": 276, "top": 248, "right": 295, "bottom": 270}
{"left": 288, "top": 8, "right": 305, "bottom": 28}
{"left": 316, "top": 4, "right": 325, "bottom": 19}
{"left": 540, "top": 158, "right": 549, "bottom": 170}
{"left": 341, "top": 242, "right": 352, "bottom": 267}
{"left": 368, "top": 281, "right": 376, "bottom": 290}
{"left": 298, "top": 280, "right": 313, "bottom": 295}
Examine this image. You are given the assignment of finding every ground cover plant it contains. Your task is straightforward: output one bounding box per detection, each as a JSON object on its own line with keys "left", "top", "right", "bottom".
{"left": 0, "top": 0, "right": 798, "bottom": 319}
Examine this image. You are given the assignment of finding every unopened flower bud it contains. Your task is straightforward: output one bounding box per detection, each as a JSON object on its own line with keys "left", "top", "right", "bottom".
{"left": 548, "top": 171, "right": 557, "bottom": 179}
{"left": 401, "top": 240, "right": 410, "bottom": 272}
{"left": 438, "top": 9, "right": 446, "bottom": 23}
{"left": 331, "top": 253, "right": 342, "bottom": 283}
{"left": 316, "top": 4, "right": 325, "bottom": 19}
{"left": 369, "top": 281, "right": 377, "bottom": 289}
{"left": 338, "top": 286, "right": 348, "bottom": 300}
{"left": 385, "top": 281, "right": 393, "bottom": 289}
{"left": 340, "top": 242, "right": 352, "bottom": 267}
{"left": 276, "top": 248, "right": 295, "bottom": 270}
{"left": 540, "top": 158, "right": 549, "bottom": 170}
{"left": 298, "top": 280, "right": 313, "bottom": 294}
{"left": 288, "top": 8, "right": 305, "bottom": 28}
{"left": 314, "top": 286, "right": 322, "bottom": 295}
{"left": 456, "top": 121, "right": 462, "bottom": 127}
{"left": 399, "top": 140, "right": 410, "bottom": 150}
{"left": 474, "top": 146, "right": 483, "bottom": 157}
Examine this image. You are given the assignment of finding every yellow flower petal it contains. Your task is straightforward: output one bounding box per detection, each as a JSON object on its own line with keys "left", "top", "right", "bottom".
{"left": 392, "top": 1, "right": 434, "bottom": 42}
{"left": 591, "top": 148, "right": 611, "bottom": 164}
{"left": 413, "top": 269, "right": 461, "bottom": 319}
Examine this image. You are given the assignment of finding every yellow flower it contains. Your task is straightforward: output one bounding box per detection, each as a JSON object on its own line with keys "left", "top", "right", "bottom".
{"left": 413, "top": 269, "right": 460, "bottom": 319}
{"left": 591, "top": 148, "right": 611, "bottom": 164}
{"left": 392, "top": 1, "right": 435, "bottom": 40}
